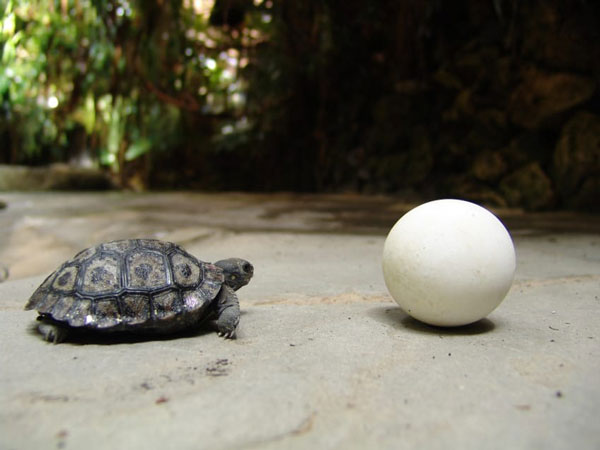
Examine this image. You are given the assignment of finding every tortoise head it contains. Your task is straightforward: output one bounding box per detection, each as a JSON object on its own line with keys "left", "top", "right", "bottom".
{"left": 214, "top": 258, "right": 254, "bottom": 291}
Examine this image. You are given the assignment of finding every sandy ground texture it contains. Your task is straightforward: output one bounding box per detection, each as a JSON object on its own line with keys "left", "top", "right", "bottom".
{"left": 0, "top": 192, "right": 599, "bottom": 450}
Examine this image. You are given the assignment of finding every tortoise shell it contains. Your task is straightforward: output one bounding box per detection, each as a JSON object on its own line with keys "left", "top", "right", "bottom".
{"left": 25, "top": 239, "right": 224, "bottom": 332}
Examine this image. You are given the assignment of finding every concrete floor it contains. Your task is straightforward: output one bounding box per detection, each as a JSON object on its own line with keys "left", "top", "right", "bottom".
{"left": 0, "top": 192, "right": 599, "bottom": 449}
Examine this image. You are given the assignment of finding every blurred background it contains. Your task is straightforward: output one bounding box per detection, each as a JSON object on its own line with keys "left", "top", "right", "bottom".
{"left": 0, "top": 0, "right": 599, "bottom": 211}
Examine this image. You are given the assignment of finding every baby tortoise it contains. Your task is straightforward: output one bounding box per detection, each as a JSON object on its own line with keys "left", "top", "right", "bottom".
{"left": 25, "top": 239, "right": 253, "bottom": 343}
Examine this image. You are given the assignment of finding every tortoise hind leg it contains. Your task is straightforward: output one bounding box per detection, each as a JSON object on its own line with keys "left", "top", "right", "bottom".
{"left": 36, "top": 316, "right": 69, "bottom": 344}
{"left": 213, "top": 286, "right": 240, "bottom": 339}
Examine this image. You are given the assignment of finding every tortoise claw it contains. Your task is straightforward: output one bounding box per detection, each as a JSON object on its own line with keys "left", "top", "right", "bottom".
{"left": 218, "top": 329, "right": 236, "bottom": 339}
{"left": 37, "top": 321, "right": 69, "bottom": 344}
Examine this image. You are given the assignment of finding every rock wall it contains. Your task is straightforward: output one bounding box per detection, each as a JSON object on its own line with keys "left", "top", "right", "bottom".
{"left": 229, "top": 0, "right": 600, "bottom": 211}
{"left": 392, "top": 0, "right": 600, "bottom": 211}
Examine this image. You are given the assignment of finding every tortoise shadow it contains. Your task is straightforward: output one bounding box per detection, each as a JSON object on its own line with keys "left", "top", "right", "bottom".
{"left": 27, "top": 322, "right": 215, "bottom": 345}
{"left": 74, "top": 328, "right": 215, "bottom": 345}
{"left": 27, "top": 309, "right": 252, "bottom": 345}
{"left": 368, "top": 305, "right": 498, "bottom": 335}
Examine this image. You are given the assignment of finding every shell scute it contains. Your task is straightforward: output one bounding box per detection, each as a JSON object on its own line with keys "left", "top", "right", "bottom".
{"left": 171, "top": 252, "right": 202, "bottom": 288}
{"left": 81, "top": 254, "right": 121, "bottom": 295}
{"left": 140, "top": 239, "right": 174, "bottom": 253}
{"left": 182, "top": 290, "right": 210, "bottom": 312}
{"left": 37, "top": 292, "right": 61, "bottom": 314}
{"left": 51, "top": 296, "right": 76, "bottom": 320}
{"left": 199, "top": 264, "right": 224, "bottom": 298}
{"left": 51, "top": 265, "right": 79, "bottom": 292}
{"left": 94, "top": 299, "right": 121, "bottom": 328}
{"left": 102, "top": 240, "right": 135, "bottom": 253}
{"left": 67, "top": 299, "right": 93, "bottom": 327}
{"left": 25, "top": 273, "right": 54, "bottom": 310}
{"left": 152, "top": 290, "right": 181, "bottom": 320}
{"left": 126, "top": 250, "right": 169, "bottom": 290}
{"left": 72, "top": 246, "right": 97, "bottom": 262}
{"left": 120, "top": 294, "right": 151, "bottom": 325}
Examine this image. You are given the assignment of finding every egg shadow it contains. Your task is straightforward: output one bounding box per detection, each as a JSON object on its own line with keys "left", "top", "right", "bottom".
{"left": 368, "top": 305, "right": 498, "bottom": 335}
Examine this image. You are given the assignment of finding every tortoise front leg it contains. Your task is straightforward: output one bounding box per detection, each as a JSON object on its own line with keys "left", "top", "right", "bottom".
{"left": 213, "top": 286, "right": 240, "bottom": 339}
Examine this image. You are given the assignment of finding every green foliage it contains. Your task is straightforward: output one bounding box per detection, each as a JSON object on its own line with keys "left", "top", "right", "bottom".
{"left": 2, "top": 0, "right": 597, "bottom": 212}
{"left": 0, "top": 0, "right": 264, "bottom": 181}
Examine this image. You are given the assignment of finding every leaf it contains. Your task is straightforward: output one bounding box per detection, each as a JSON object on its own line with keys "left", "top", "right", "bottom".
{"left": 1, "top": 8, "right": 15, "bottom": 37}
{"left": 124, "top": 138, "right": 152, "bottom": 161}
{"left": 71, "top": 94, "right": 96, "bottom": 134}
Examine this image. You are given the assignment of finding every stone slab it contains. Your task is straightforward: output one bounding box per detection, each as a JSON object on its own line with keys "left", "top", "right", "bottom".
{"left": 0, "top": 193, "right": 598, "bottom": 449}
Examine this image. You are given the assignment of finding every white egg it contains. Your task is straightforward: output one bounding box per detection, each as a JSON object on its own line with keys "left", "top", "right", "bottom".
{"left": 382, "top": 199, "right": 516, "bottom": 327}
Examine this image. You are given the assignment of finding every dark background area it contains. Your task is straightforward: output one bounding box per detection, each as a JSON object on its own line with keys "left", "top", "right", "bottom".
{"left": 1, "top": 0, "right": 599, "bottom": 211}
